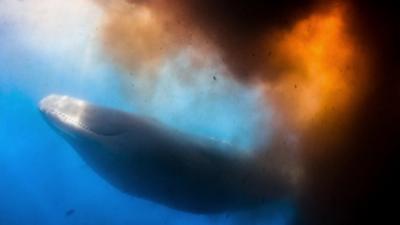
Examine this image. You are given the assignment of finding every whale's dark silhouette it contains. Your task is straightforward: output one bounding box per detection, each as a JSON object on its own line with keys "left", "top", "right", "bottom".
{"left": 39, "top": 94, "right": 291, "bottom": 213}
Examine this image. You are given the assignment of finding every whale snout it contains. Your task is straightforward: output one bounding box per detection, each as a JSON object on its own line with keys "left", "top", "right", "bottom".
{"left": 39, "top": 94, "right": 131, "bottom": 137}
{"left": 39, "top": 94, "right": 86, "bottom": 115}
{"left": 39, "top": 94, "right": 91, "bottom": 136}
{"left": 39, "top": 95, "right": 87, "bottom": 119}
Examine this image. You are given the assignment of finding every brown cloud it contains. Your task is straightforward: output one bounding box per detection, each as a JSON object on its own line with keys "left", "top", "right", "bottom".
{"left": 94, "top": 0, "right": 398, "bottom": 224}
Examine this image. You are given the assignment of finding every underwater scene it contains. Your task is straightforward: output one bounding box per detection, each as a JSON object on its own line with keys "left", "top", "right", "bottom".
{"left": 0, "top": 1, "right": 290, "bottom": 224}
{"left": 1, "top": 1, "right": 397, "bottom": 225}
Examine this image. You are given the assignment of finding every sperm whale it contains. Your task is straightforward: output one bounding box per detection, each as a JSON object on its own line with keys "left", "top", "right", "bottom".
{"left": 39, "top": 94, "right": 291, "bottom": 213}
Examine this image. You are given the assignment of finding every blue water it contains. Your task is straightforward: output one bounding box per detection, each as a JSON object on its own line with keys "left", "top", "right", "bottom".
{"left": 0, "top": 1, "right": 293, "bottom": 224}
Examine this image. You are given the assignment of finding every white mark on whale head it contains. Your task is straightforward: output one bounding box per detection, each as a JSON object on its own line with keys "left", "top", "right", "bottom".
{"left": 39, "top": 94, "right": 89, "bottom": 134}
{"left": 39, "top": 94, "right": 137, "bottom": 138}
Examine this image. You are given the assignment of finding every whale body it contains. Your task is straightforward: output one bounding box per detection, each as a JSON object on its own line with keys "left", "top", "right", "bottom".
{"left": 39, "top": 94, "right": 289, "bottom": 213}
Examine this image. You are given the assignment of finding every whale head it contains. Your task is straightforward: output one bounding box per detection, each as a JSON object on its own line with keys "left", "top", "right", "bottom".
{"left": 39, "top": 94, "right": 136, "bottom": 140}
{"left": 38, "top": 94, "right": 153, "bottom": 183}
